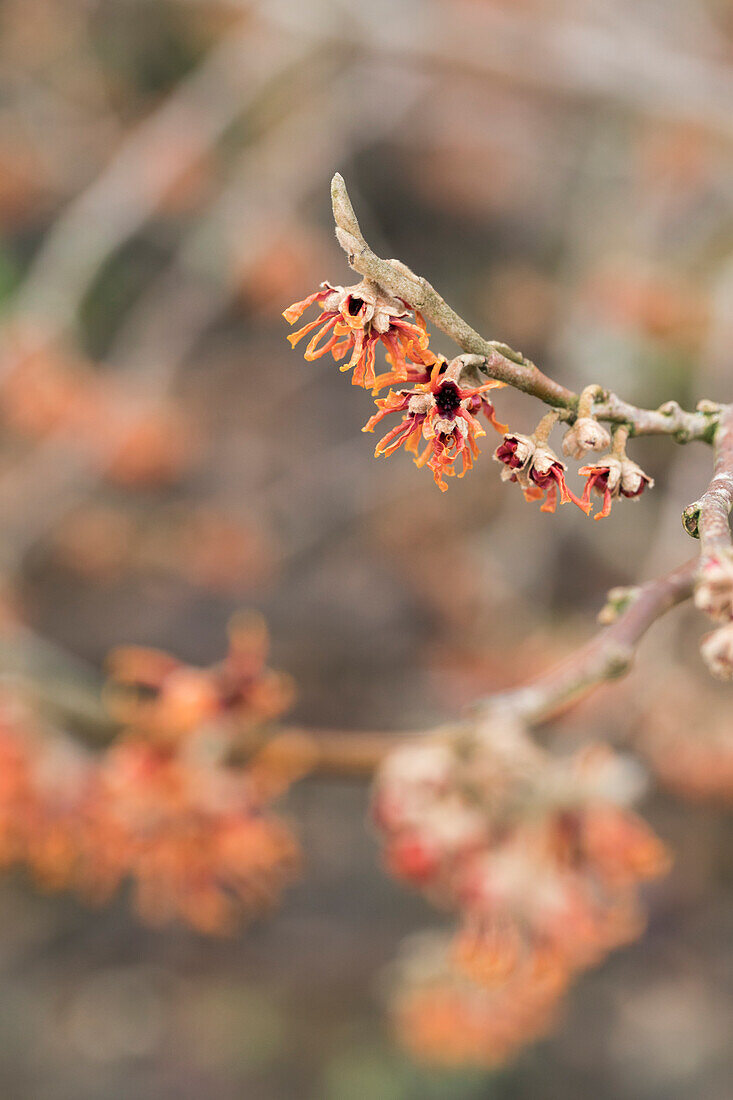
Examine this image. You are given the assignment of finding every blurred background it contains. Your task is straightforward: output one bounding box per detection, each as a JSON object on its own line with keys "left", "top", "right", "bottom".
{"left": 0, "top": 0, "right": 731, "bottom": 1096}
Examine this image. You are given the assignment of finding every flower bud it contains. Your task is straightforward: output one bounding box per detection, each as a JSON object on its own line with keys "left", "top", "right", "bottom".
{"left": 561, "top": 417, "right": 611, "bottom": 460}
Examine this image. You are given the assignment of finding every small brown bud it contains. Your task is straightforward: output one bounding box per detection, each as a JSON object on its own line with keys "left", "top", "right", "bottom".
{"left": 562, "top": 417, "right": 611, "bottom": 460}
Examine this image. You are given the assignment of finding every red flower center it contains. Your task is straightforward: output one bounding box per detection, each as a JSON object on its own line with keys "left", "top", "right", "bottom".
{"left": 496, "top": 440, "right": 522, "bottom": 468}
{"left": 435, "top": 381, "right": 462, "bottom": 419}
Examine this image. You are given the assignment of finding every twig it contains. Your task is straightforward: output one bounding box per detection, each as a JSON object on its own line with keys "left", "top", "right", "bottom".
{"left": 5, "top": 22, "right": 319, "bottom": 342}
{"left": 682, "top": 405, "right": 733, "bottom": 622}
{"left": 683, "top": 404, "right": 733, "bottom": 548}
{"left": 330, "top": 173, "right": 717, "bottom": 442}
{"left": 473, "top": 559, "right": 697, "bottom": 726}
{"left": 283, "top": 727, "right": 401, "bottom": 777}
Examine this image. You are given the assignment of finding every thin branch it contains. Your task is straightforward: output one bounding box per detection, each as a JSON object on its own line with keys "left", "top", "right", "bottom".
{"left": 683, "top": 404, "right": 733, "bottom": 549}
{"left": 682, "top": 404, "right": 733, "bottom": 623}
{"left": 2, "top": 557, "right": 696, "bottom": 780}
{"left": 330, "top": 173, "right": 717, "bottom": 442}
{"left": 331, "top": 172, "right": 575, "bottom": 408}
{"left": 474, "top": 559, "right": 697, "bottom": 726}
{"left": 283, "top": 727, "right": 400, "bottom": 777}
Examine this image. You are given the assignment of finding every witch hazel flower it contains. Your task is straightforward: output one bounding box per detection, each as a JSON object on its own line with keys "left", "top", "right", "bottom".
{"left": 363, "top": 357, "right": 506, "bottom": 492}
{"left": 561, "top": 385, "right": 612, "bottom": 460}
{"left": 373, "top": 736, "right": 488, "bottom": 890}
{"left": 578, "top": 426, "right": 653, "bottom": 519}
{"left": 388, "top": 931, "right": 563, "bottom": 1069}
{"left": 494, "top": 411, "right": 580, "bottom": 513}
{"left": 283, "top": 278, "right": 432, "bottom": 389}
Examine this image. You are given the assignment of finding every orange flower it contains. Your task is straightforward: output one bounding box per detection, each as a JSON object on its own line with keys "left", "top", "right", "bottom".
{"left": 363, "top": 358, "right": 505, "bottom": 491}
{"left": 577, "top": 806, "right": 671, "bottom": 888}
{"left": 494, "top": 432, "right": 580, "bottom": 513}
{"left": 89, "top": 738, "right": 301, "bottom": 934}
{"left": 578, "top": 454, "right": 654, "bottom": 519}
{"left": 283, "top": 280, "right": 433, "bottom": 389}
{"left": 104, "top": 612, "right": 294, "bottom": 743}
{"left": 390, "top": 933, "right": 564, "bottom": 1068}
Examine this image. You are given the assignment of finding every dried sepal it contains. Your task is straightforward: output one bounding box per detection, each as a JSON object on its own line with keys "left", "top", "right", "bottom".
{"left": 562, "top": 416, "right": 612, "bottom": 460}
{"left": 494, "top": 431, "right": 581, "bottom": 513}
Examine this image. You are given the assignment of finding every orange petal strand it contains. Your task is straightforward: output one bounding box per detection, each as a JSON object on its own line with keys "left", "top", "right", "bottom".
{"left": 594, "top": 486, "right": 614, "bottom": 520}
{"left": 375, "top": 418, "right": 418, "bottom": 457}
{"left": 304, "top": 315, "right": 340, "bottom": 359}
{"left": 540, "top": 482, "right": 558, "bottom": 513}
{"left": 282, "top": 289, "right": 327, "bottom": 324}
{"left": 287, "top": 313, "right": 331, "bottom": 347}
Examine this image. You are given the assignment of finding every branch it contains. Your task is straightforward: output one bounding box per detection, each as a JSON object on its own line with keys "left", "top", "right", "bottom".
{"left": 282, "top": 727, "right": 399, "bottom": 777}
{"left": 473, "top": 559, "right": 697, "bottom": 726}
{"left": 4, "top": 560, "right": 696, "bottom": 780}
{"left": 331, "top": 173, "right": 716, "bottom": 442}
{"left": 331, "top": 172, "right": 575, "bottom": 408}
{"left": 683, "top": 404, "right": 733, "bottom": 551}
{"left": 683, "top": 404, "right": 733, "bottom": 624}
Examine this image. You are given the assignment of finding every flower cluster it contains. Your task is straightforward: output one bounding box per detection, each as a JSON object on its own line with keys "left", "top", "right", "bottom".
{"left": 494, "top": 429, "right": 578, "bottom": 513}
{"left": 86, "top": 733, "right": 301, "bottom": 934}
{"left": 578, "top": 452, "right": 654, "bottom": 519}
{"left": 373, "top": 722, "right": 669, "bottom": 1065}
{"left": 285, "top": 285, "right": 658, "bottom": 514}
{"left": 0, "top": 617, "right": 303, "bottom": 934}
{"left": 0, "top": 330, "right": 195, "bottom": 487}
{"left": 284, "top": 281, "right": 509, "bottom": 489}
{"left": 104, "top": 612, "right": 295, "bottom": 744}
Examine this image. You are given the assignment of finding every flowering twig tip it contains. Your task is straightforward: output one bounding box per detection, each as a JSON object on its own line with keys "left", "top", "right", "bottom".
{"left": 331, "top": 173, "right": 362, "bottom": 246}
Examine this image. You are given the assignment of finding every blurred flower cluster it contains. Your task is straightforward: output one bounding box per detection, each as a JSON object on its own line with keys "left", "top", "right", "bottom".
{"left": 373, "top": 719, "right": 670, "bottom": 1066}
{"left": 0, "top": 332, "right": 195, "bottom": 487}
{"left": 0, "top": 615, "right": 304, "bottom": 934}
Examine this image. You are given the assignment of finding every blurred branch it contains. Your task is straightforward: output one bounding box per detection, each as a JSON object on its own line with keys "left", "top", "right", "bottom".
{"left": 475, "top": 558, "right": 697, "bottom": 727}
{"left": 4, "top": 19, "right": 323, "bottom": 341}
{"left": 684, "top": 404, "right": 733, "bottom": 624}
{"left": 5, "top": 560, "right": 697, "bottom": 778}
{"left": 0, "top": 65, "right": 429, "bottom": 576}
{"left": 107, "top": 62, "right": 428, "bottom": 379}
{"left": 282, "top": 727, "right": 400, "bottom": 777}
{"left": 371, "top": 4, "right": 733, "bottom": 146}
